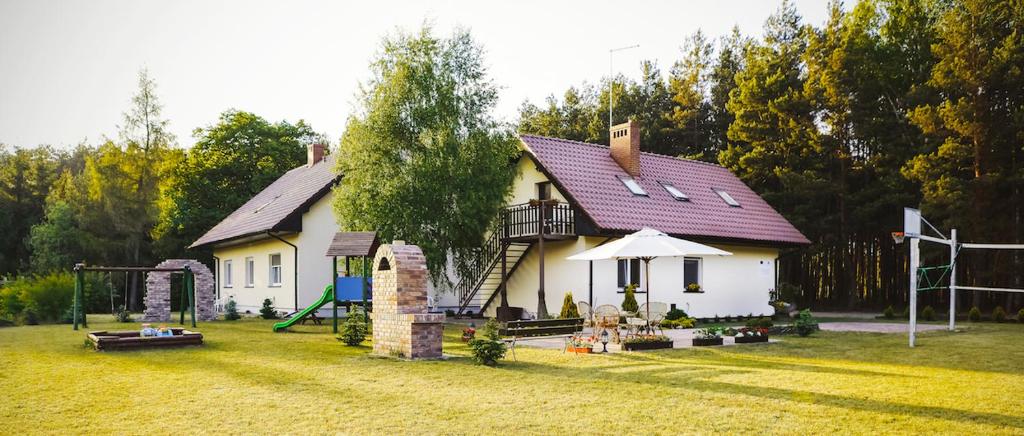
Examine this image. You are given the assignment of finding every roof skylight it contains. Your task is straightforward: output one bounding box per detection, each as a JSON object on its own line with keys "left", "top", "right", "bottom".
{"left": 661, "top": 182, "right": 689, "bottom": 201}
{"left": 618, "top": 176, "right": 647, "bottom": 196}
{"left": 714, "top": 189, "right": 740, "bottom": 207}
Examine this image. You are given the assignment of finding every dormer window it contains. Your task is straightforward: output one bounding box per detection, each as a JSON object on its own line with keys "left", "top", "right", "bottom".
{"left": 618, "top": 176, "right": 647, "bottom": 196}
{"left": 714, "top": 188, "right": 741, "bottom": 207}
{"left": 661, "top": 182, "right": 689, "bottom": 201}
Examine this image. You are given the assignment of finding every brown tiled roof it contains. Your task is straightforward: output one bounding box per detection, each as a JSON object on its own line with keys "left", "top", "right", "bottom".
{"left": 520, "top": 135, "right": 810, "bottom": 246}
{"left": 325, "top": 231, "right": 380, "bottom": 257}
{"left": 189, "top": 155, "right": 339, "bottom": 248}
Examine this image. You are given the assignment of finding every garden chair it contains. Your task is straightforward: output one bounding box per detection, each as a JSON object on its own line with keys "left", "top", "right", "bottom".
{"left": 638, "top": 302, "right": 669, "bottom": 335}
{"left": 593, "top": 304, "right": 621, "bottom": 344}
{"left": 577, "top": 301, "right": 594, "bottom": 328}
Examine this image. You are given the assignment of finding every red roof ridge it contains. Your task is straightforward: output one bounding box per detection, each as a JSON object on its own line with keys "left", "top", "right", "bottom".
{"left": 518, "top": 133, "right": 725, "bottom": 170}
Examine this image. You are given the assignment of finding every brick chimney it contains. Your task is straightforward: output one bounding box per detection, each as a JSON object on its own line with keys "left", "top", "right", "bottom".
{"left": 307, "top": 143, "right": 326, "bottom": 167}
{"left": 610, "top": 120, "right": 640, "bottom": 176}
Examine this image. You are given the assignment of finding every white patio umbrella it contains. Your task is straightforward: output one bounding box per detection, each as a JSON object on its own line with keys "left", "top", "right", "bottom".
{"left": 566, "top": 227, "right": 732, "bottom": 320}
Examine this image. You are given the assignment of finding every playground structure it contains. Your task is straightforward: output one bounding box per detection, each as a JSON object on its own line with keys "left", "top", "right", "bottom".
{"left": 896, "top": 207, "right": 1024, "bottom": 347}
{"left": 72, "top": 262, "right": 206, "bottom": 330}
{"left": 272, "top": 231, "right": 379, "bottom": 333}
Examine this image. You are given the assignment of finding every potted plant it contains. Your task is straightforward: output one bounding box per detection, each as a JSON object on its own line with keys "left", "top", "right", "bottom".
{"left": 622, "top": 334, "right": 673, "bottom": 351}
{"left": 566, "top": 335, "right": 595, "bottom": 353}
{"left": 692, "top": 327, "right": 724, "bottom": 346}
{"left": 684, "top": 283, "right": 702, "bottom": 293}
{"left": 461, "top": 324, "right": 476, "bottom": 342}
{"left": 734, "top": 327, "right": 769, "bottom": 343}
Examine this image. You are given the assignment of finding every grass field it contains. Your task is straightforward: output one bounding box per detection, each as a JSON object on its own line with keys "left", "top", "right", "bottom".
{"left": 1, "top": 317, "right": 1022, "bottom": 435}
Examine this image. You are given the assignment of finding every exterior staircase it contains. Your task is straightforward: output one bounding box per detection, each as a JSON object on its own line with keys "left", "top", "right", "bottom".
{"left": 455, "top": 201, "right": 576, "bottom": 315}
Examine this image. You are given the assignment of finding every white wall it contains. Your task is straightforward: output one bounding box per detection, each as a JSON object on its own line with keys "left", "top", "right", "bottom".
{"left": 214, "top": 192, "right": 340, "bottom": 314}
{"left": 488, "top": 236, "right": 778, "bottom": 319}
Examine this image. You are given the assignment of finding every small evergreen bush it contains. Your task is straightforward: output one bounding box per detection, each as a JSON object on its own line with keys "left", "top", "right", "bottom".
{"left": 666, "top": 308, "right": 688, "bottom": 321}
{"left": 223, "top": 299, "right": 241, "bottom": 321}
{"left": 339, "top": 310, "right": 368, "bottom": 346}
{"left": 794, "top": 309, "right": 817, "bottom": 337}
{"left": 1018, "top": 308, "right": 1024, "bottom": 323}
{"left": 900, "top": 306, "right": 910, "bottom": 319}
{"left": 621, "top": 283, "right": 639, "bottom": 314}
{"left": 993, "top": 306, "right": 1007, "bottom": 323}
{"left": 260, "top": 298, "right": 279, "bottom": 319}
{"left": 921, "top": 305, "right": 935, "bottom": 321}
{"left": 558, "top": 292, "right": 580, "bottom": 319}
{"left": 468, "top": 318, "right": 507, "bottom": 366}
{"left": 114, "top": 305, "right": 133, "bottom": 323}
{"left": 882, "top": 305, "right": 895, "bottom": 319}
{"left": 968, "top": 306, "right": 982, "bottom": 322}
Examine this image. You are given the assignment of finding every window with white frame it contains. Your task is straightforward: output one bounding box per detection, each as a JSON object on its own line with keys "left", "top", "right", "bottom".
{"left": 245, "top": 257, "right": 254, "bottom": 287}
{"left": 683, "top": 257, "right": 701, "bottom": 290}
{"left": 616, "top": 258, "right": 643, "bottom": 292}
{"left": 618, "top": 176, "right": 648, "bottom": 196}
{"left": 223, "top": 260, "right": 233, "bottom": 288}
{"left": 269, "top": 253, "right": 282, "bottom": 286}
{"left": 661, "top": 182, "right": 689, "bottom": 201}
{"left": 714, "top": 188, "right": 741, "bottom": 207}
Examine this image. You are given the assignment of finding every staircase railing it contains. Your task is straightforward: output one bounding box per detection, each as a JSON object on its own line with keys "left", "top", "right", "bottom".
{"left": 456, "top": 226, "right": 505, "bottom": 311}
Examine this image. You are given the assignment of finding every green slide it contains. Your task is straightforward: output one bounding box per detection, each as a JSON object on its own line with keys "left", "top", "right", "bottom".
{"left": 272, "top": 285, "right": 333, "bottom": 332}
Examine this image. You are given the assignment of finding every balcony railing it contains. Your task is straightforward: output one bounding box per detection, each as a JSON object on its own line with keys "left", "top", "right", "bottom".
{"left": 501, "top": 202, "right": 575, "bottom": 240}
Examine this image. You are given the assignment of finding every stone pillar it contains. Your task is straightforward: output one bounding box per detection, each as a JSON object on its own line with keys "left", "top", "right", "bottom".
{"left": 143, "top": 259, "right": 217, "bottom": 322}
{"left": 370, "top": 243, "right": 445, "bottom": 359}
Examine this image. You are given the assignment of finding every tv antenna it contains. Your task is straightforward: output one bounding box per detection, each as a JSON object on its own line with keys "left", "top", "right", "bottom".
{"left": 609, "top": 44, "right": 639, "bottom": 130}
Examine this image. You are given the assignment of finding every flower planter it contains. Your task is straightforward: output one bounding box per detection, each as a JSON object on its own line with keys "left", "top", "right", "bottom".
{"left": 734, "top": 335, "right": 769, "bottom": 344}
{"left": 691, "top": 337, "right": 724, "bottom": 347}
{"left": 567, "top": 346, "right": 594, "bottom": 354}
{"left": 622, "top": 340, "right": 674, "bottom": 351}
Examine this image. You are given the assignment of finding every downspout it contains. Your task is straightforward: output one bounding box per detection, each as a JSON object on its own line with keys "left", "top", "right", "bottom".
{"left": 212, "top": 255, "right": 220, "bottom": 300}
{"left": 268, "top": 231, "right": 299, "bottom": 312}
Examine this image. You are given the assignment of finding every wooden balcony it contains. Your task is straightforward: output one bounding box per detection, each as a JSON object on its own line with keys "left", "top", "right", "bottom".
{"left": 500, "top": 201, "right": 577, "bottom": 242}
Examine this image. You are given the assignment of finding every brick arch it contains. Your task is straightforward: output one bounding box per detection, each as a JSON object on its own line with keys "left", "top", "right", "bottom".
{"left": 143, "top": 259, "right": 216, "bottom": 322}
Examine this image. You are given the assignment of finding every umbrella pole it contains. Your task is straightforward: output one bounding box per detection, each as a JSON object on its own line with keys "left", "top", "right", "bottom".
{"left": 645, "top": 257, "right": 651, "bottom": 332}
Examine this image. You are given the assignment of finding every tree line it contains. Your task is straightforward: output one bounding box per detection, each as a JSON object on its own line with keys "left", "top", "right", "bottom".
{"left": 0, "top": 70, "right": 323, "bottom": 311}
{"left": 518, "top": 0, "right": 1024, "bottom": 312}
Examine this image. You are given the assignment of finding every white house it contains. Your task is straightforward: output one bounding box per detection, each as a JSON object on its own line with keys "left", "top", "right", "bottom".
{"left": 189, "top": 144, "right": 340, "bottom": 314}
{"left": 453, "top": 121, "right": 810, "bottom": 319}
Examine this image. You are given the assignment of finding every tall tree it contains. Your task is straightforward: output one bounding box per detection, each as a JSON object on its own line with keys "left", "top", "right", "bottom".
{"left": 154, "top": 110, "right": 320, "bottom": 259}
{"left": 333, "top": 27, "right": 518, "bottom": 303}
{"left": 0, "top": 145, "right": 62, "bottom": 275}
{"left": 669, "top": 31, "right": 715, "bottom": 160}
{"left": 708, "top": 27, "right": 748, "bottom": 157}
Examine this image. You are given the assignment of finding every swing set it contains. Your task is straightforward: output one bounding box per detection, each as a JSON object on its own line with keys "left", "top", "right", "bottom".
{"left": 71, "top": 263, "right": 199, "bottom": 331}
{"left": 893, "top": 208, "right": 1024, "bottom": 347}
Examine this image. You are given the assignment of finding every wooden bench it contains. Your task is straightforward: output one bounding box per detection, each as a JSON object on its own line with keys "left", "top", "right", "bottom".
{"left": 499, "top": 318, "right": 584, "bottom": 361}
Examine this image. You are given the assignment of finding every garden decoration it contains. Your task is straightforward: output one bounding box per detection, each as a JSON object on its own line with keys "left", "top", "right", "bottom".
{"left": 566, "top": 335, "right": 595, "bottom": 353}
{"left": 462, "top": 323, "right": 476, "bottom": 342}
{"left": 567, "top": 228, "right": 731, "bottom": 322}
{"left": 599, "top": 330, "right": 610, "bottom": 353}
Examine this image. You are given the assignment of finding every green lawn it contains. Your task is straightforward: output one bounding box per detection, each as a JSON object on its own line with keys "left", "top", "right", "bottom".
{"left": 1, "top": 317, "right": 1022, "bottom": 434}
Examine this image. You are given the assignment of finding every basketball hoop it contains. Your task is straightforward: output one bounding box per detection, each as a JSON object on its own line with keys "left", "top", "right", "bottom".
{"left": 891, "top": 231, "right": 905, "bottom": 244}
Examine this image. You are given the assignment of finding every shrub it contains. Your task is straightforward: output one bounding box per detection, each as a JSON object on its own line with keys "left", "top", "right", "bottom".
{"left": 968, "top": 306, "right": 982, "bottom": 322}
{"left": 921, "top": 305, "right": 935, "bottom": 321}
{"left": 621, "top": 284, "right": 639, "bottom": 314}
{"left": 794, "top": 309, "right": 817, "bottom": 337}
{"left": 468, "top": 318, "right": 506, "bottom": 366}
{"left": 900, "top": 306, "right": 910, "bottom": 319}
{"left": 21, "top": 310, "right": 39, "bottom": 325}
{"left": 666, "top": 308, "right": 688, "bottom": 321}
{"left": 0, "top": 284, "right": 24, "bottom": 318}
{"left": 992, "top": 306, "right": 1007, "bottom": 323}
{"left": 745, "top": 317, "right": 774, "bottom": 329}
{"left": 1018, "top": 308, "right": 1024, "bottom": 323}
{"left": 558, "top": 292, "right": 579, "bottom": 319}
{"left": 223, "top": 299, "right": 241, "bottom": 321}
{"left": 661, "top": 317, "right": 696, "bottom": 329}
{"left": 259, "top": 298, "right": 278, "bottom": 319}
{"left": 114, "top": 305, "right": 133, "bottom": 323}
{"left": 882, "top": 305, "right": 895, "bottom": 319}
{"left": 445, "top": 309, "right": 456, "bottom": 317}
{"left": 14, "top": 272, "right": 75, "bottom": 322}
{"left": 339, "top": 310, "right": 368, "bottom": 346}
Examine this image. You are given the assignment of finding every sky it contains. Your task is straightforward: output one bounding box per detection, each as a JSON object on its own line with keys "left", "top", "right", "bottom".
{"left": 0, "top": 0, "right": 833, "bottom": 149}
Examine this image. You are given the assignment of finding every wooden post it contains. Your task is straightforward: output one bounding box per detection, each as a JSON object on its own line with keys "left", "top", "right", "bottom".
{"left": 73, "top": 265, "right": 83, "bottom": 330}
{"left": 949, "top": 229, "right": 957, "bottom": 331}
{"left": 361, "top": 256, "right": 368, "bottom": 318}
{"left": 187, "top": 267, "right": 196, "bottom": 328}
{"left": 500, "top": 242, "right": 508, "bottom": 309}
{"left": 333, "top": 256, "right": 339, "bottom": 334}
{"left": 537, "top": 201, "right": 548, "bottom": 319}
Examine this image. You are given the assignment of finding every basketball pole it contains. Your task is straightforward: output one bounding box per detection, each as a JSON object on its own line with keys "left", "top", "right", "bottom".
{"left": 909, "top": 237, "right": 919, "bottom": 348}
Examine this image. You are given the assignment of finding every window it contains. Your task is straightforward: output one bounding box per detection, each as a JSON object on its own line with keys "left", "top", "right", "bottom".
{"left": 661, "top": 182, "right": 689, "bottom": 201}
{"left": 617, "top": 258, "right": 643, "bottom": 292}
{"left": 269, "top": 253, "right": 282, "bottom": 286}
{"left": 223, "top": 260, "right": 233, "bottom": 288}
{"left": 245, "top": 257, "right": 254, "bottom": 287}
{"left": 536, "top": 182, "right": 551, "bottom": 200}
{"left": 618, "top": 176, "right": 647, "bottom": 196}
{"left": 714, "top": 188, "right": 741, "bottom": 207}
{"left": 683, "top": 258, "right": 701, "bottom": 290}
